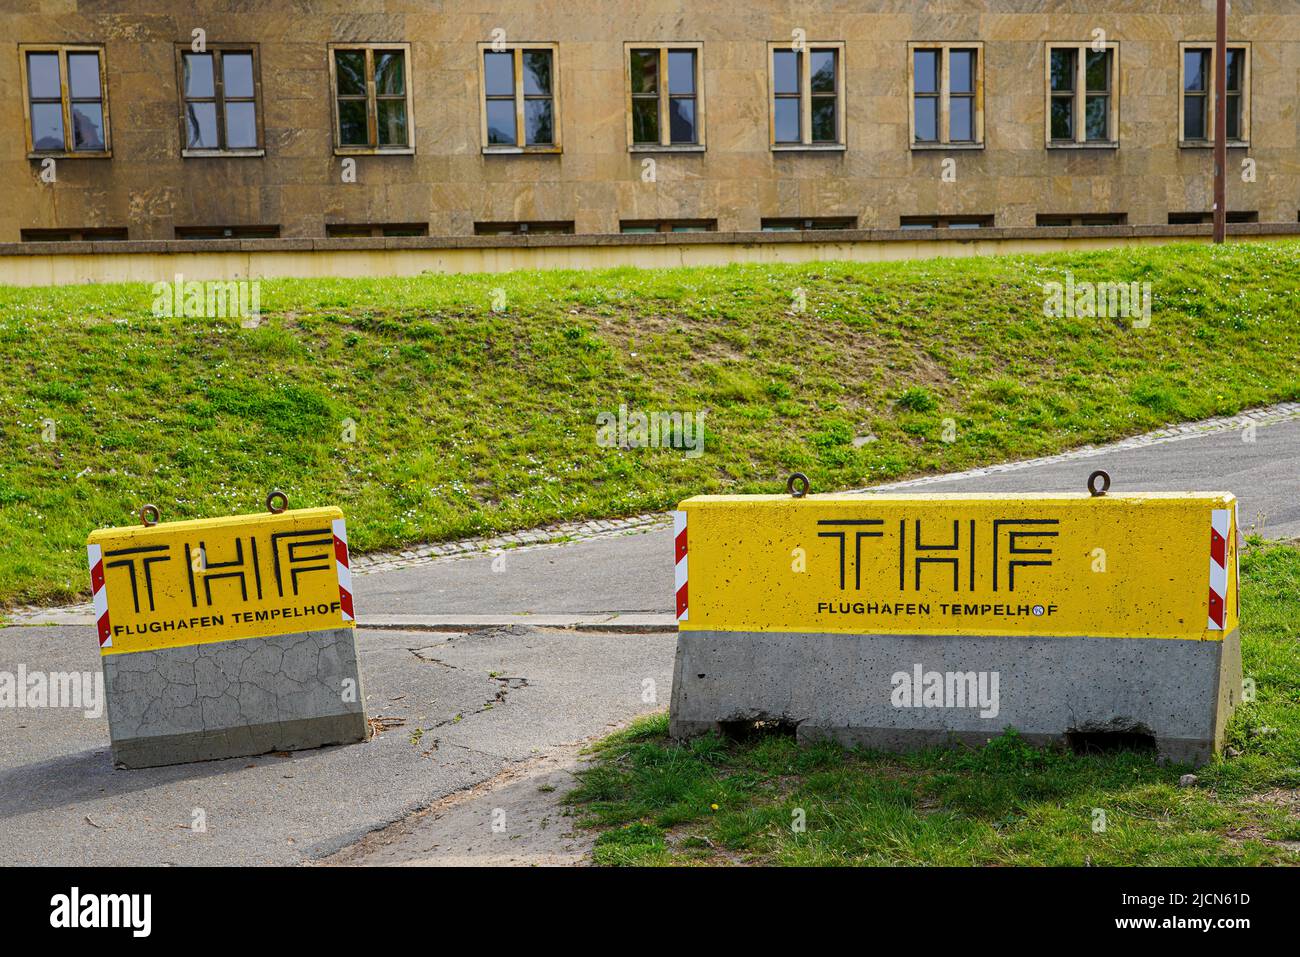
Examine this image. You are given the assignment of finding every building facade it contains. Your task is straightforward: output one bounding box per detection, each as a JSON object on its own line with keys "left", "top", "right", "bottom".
{"left": 2, "top": 1, "right": 1298, "bottom": 249}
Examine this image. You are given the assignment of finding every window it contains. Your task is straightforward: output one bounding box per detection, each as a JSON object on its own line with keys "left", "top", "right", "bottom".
{"left": 328, "top": 43, "right": 414, "bottom": 154}
{"left": 899, "top": 215, "right": 994, "bottom": 230}
{"left": 177, "top": 45, "right": 262, "bottom": 155}
{"left": 620, "top": 220, "right": 715, "bottom": 233}
{"left": 1046, "top": 42, "right": 1118, "bottom": 147}
{"left": 1036, "top": 213, "right": 1128, "bottom": 227}
{"left": 326, "top": 223, "right": 429, "bottom": 238}
{"left": 479, "top": 43, "right": 560, "bottom": 153}
{"left": 21, "top": 227, "right": 127, "bottom": 242}
{"left": 625, "top": 44, "right": 703, "bottom": 149}
{"left": 174, "top": 225, "right": 281, "bottom": 239}
{"left": 474, "top": 221, "right": 574, "bottom": 236}
{"left": 909, "top": 44, "right": 983, "bottom": 147}
{"left": 20, "top": 45, "right": 110, "bottom": 157}
{"left": 760, "top": 217, "right": 857, "bottom": 231}
{"left": 1168, "top": 211, "right": 1257, "bottom": 225}
{"left": 1180, "top": 44, "right": 1249, "bottom": 146}
{"left": 768, "top": 42, "right": 845, "bottom": 149}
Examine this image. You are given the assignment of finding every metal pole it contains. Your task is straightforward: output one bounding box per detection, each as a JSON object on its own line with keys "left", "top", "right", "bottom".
{"left": 1213, "top": 0, "right": 1227, "bottom": 243}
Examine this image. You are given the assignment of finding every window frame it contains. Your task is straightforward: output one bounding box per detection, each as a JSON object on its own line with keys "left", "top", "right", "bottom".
{"left": 1178, "top": 41, "right": 1250, "bottom": 148}
{"left": 327, "top": 42, "right": 415, "bottom": 156}
{"left": 899, "top": 215, "right": 994, "bottom": 230}
{"left": 1044, "top": 41, "right": 1120, "bottom": 149}
{"left": 623, "top": 42, "right": 705, "bottom": 152}
{"left": 477, "top": 41, "right": 562, "bottom": 155}
{"left": 620, "top": 219, "right": 717, "bottom": 233}
{"left": 907, "top": 42, "right": 984, "bottom": 149}
{"left": 174, "top": 43, "right": 265, "bottom": 157}
{"left": 766, "top": 41, "right": 846, "bottom": 151}
{"left": 19, "top": 43, "right": 112, "bottom": 158}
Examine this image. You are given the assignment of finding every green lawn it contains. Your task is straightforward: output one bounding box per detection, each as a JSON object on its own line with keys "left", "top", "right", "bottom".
{"left": 568, "top": 542, "right": 1300, "bottom": 867}
{"left": 2, "top": 240, "right": 1299, "bottom": 608}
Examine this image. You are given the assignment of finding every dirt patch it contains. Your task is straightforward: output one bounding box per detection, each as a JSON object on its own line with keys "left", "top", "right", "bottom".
{"left": 320, "top": 744, "right": 595, "bottom": 867}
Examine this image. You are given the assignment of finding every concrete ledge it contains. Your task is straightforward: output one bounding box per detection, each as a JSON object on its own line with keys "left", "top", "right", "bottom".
{"left": 3, "top": 224, "right": 1298, "bottom": 286}
{"left": 669, "top": 629, "right": 1242, "bottom": 766}
{"left": 108, "top": 713, "right": 371, "bottom": 770}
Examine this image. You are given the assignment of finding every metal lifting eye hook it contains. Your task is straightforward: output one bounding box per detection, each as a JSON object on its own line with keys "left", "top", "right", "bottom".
{"left": 787, "top": 472, "right": 811, "bottom": 499}
{"left": 139, "top": 503, "right": 161, "bottom": 527}
{"left": 1087, "top": 469, "right": 1111, "bottom": 497}
{"left": 266, "top": 489, "right": 289, "bottom": 514}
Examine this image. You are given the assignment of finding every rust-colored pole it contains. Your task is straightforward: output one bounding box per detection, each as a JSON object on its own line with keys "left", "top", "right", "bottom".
{"left": 1213, "top": 0, "right": 1227, "bottom": 243}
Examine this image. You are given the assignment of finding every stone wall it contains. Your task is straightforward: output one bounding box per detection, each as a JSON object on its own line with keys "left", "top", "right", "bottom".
{"left": 2, "top": 1, "right": 1297, "bottom": 243}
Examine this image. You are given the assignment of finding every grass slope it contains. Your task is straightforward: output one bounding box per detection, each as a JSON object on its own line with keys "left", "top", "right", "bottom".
{"left": 2, "top": 240, "right": 1299, "bottom": 606}
{"left": 568, "top": 543, "right": 1300, "bottom": 867}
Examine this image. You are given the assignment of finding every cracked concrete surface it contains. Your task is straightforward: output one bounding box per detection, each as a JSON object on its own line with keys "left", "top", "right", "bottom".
{"left": 0, "top": 623, "right": 674, "bottom": 865}
{"left": 102, "top": 627, "right": 368, "bottom": 768}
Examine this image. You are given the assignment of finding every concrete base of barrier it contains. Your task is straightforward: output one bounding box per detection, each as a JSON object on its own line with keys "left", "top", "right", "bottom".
{"left": 669, "top": 629, "right": 1242, "bottom": 766}
{"left": 101, "top": 627, "right": 370, "bottom": 769}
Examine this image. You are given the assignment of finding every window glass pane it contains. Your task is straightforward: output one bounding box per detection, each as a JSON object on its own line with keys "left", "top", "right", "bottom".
{"left": 773, "top": 97, "right": 799, "bottom": 143}
{"left": 71, "top": 102, "right": 104, "bottom": 150}
{"left": 524, "top": 98, "right": 553, "bottom": 145}
{"left": 914, "top": 96, "right": 937, "bottom": 141}
{"left": 486, "top": 98, "right": 516, "bottom": 144}
{"left": 1184, "top": 95, "right": 1206, "bottom": 140}
{"left": 811, "top": 97, "right": 836, "bottom": 142}
{"left": 338, "top": 98, "right": 368, "bottom": 145}
{"left": 1050, "top": 49, "right": 1075, "bottom": 92}
{"left": 222, "top": 52, "right": 254, "bottom": 98}
{"left": 377, "top": 98, "right": 407, "bottom": 146}
{"left": 1184, "top": 51, "right": 1207, "bottom": 92}
{"left": 185, "top": 100, "right": 218, "bottom": 148}
{"left": 669, "top": 96, "right": 695, "bottom": 143}
{"left": 630, "top": 50, "right": 657, "bottom": 94}
{"left": 1084, "top": 95, "right": 1108, "bottom": 141}
{"left": 374, "top": 51, "right": 404, "bottom": 95}
{"left": 1225, "top": 49, "right": 1243, "bottom": 92}
{"left": 523, "top": 50, "right": 552, "bottom": 95}
{"left": 950, "top": 96, "right": 973, "bottom": 141}
{"left": 1225, "top": 95, "right": 1241, "bottom": 140}
{"left": 225, "top": 100, "right": 257, "bottom": 148}
{"left": 30, "top": 102, "right": 64, "bottom": 150}
{"left": 68, "top": 52, "right": 101, "bottom": 98}
{"left": 1050, "top": 96, "right": 1073, "bottom": 139}
{"left": 668, "top": 50, "right": 695, "bottom": 95}
{"left": 773, "top": 50, "right": 799, "bottom": 95}
{"left": 632, "top": 97, "right": 658, "bottom": 143}
{"left": 809, "top": 50, "right": 836, "bottom": 93}
{"left": 913, "top": 50, "right": 938, "bottom": 94}
{"left": 335, "top": 50, "right": 366, "bottom": 96}
{"left": 184, "top": 53, "right": 215, "bottom": 99}
{"left": 950, "top": 50, "right": 975, "bottom": 94}
{"left": 27, "top": 52, "right": 61, "bottom": 98}
{"left": 484, "top": 52, "right": 514, "bottom": 96}
{"left": 1085, "top": 50, "right": 1110, "bottom": 92}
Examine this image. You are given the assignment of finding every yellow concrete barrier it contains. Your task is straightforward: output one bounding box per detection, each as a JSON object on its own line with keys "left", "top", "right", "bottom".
{"left": 669, "top": 487, "right": 1242, "bottom": 765}
{"left": 86, "top": 500, "right": 367, "bottom": 768}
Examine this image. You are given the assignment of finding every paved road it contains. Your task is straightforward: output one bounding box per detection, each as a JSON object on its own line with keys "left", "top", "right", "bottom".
{"left": 1, "top": 411, "right": 1295, "bottom": 865}
{"left": 360, "top": 414, "right": 1300, "bottom": 618}
{"left": 0, "top": 624, "right": 672, "bottom": 865}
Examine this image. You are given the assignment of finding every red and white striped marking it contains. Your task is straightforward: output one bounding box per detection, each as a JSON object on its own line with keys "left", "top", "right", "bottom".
{"left": 332, "top": 518, "right": 355, "bottom": 622}
{"left": 1207, "top": 508, "right": 1230, "bottom": 631}
{"left": 87, "top": 542, "right": 111, "bottom": 649}
{"left": 673, "top": 510, "right": 688, "bottom": 623}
